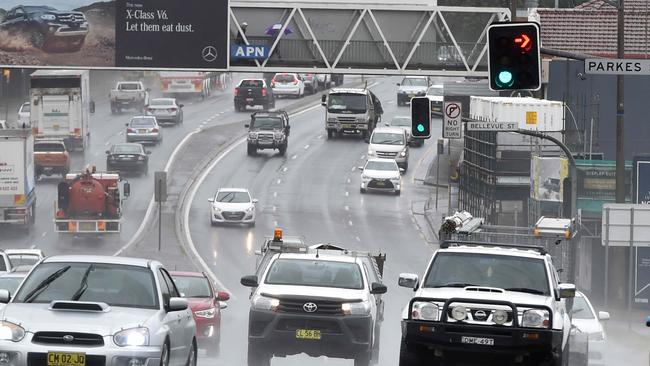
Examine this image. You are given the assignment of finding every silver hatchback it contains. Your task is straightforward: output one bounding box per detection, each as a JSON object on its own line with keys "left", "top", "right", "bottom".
{"left": 0, "top": 255, "right": 197, "bottom": 366}
{"left": 126, "top": 116, "right": 163, "bottom": 145}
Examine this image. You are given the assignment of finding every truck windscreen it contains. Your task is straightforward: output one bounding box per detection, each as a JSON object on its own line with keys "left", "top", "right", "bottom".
{"left": 327, "top": 94, "right": 367, "bottom": 114}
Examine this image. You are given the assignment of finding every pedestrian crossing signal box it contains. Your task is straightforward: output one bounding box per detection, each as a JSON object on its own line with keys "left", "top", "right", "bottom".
{"left": 411, "top": 97, "right": 431, "bottom": 139}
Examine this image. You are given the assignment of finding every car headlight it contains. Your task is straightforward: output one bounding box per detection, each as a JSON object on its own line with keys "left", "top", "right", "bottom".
{"left": 246, "top": 205, "right": 255, "bottom": 213}
{"left": 367, "top": 149, "right": 375, "bottom": 156}
{"left": 212, "top": 205, "right": 221, "bottom": 212}
{"left": 361, "top": 174, "right": 370, "bottom": 180}
{"left": 274, "top": 132, "right": 283, "bottom": 140}
{"left": 113, "top": 327, "right": 149, "bottom": 347}
{"left": 327, "top": 118, "right": 337, "bottom": 123}
{"left": 357, "top": 117, "right": 367, "bottom": 123}
{"left": 248, "top": 132, "right": 258, "bottom": 139}
{"left": 40, "top": 14, "right": 56, "bottom": 20}
{"left": 451, "top": 306, "right": 467, "bottom": 321}
{"left": 195, "top": 307, "right": 216, "bottom": 319}
{"left": 400, "top": 149, "right": 407, "bottom": 157}
{"left": 522, "top": 309, "right": 550, "bottom": 328}
{"left": 411, "top": 301, "right": 439, "bottom": 321}
{"left": 390, "top": 176, "right": 400, "bottom": 182}
{"left": 138, "top": 155, "right": 145, "bottom": 161}
{"left": 342, "top": 300, "right": 371, "bottom": 316}
{"left": 252, "top": 294, "right": 279, "bottom": 311}
{"left": 0, "top": 321, "right": 25, "bottom": 342}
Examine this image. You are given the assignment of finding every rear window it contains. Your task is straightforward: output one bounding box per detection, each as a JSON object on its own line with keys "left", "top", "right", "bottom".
{"left": 34, "top": 143, "right": 65, "bottom": 152}
{"left": 240, "top": 80, "right": 264, "bottom": 88}
{"left": 112, "top": 144, "right": 142, "bottom": 154}
{"left": 130, "top": 118, "right": 156, "bottom": 127}
{"left": 274, "top": 74, "right": 296, "bottom": 83}
{"left": 149, "top": 99, "right": 174, "bottom": 106}
{"left": 119, "top": 83, "right": 141, "bottom": 91}
{"left": 20, "top": 103, "right": 31, "bottom": 113}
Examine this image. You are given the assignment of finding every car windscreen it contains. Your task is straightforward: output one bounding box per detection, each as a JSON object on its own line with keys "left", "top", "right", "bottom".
{"left": 252, "top": 117, "right": 282, "bottom": 130}
{"left": 371, "top": 132, "right": 405, "bottom": 145}
{"left": 130, "top": 118, "right": 156, "bottom": 127}
{"left": 0, "top": 277, "right": 23, "bottom": 294}
{"left": 327, "top": 94, "right": 367, "bottom": 114}
{"left": 365, "top": 160, "right": 398, "bottom": 171}
{"left": 172, "top": 275, "right": 212, "bottom": 298}
{"left": 34, "top": 143, "right": 65, "bottom": 152}
{"left": 216, "top": 191, "right": 250, "bottom": 203}
{"left": 13, "top": 262, "right": 159, "bottom": 309}
{"left": 20, "top": 103, "right": 31, "bottom": 113}
{"left": 402, "top": 78, "right": 428, "bottom": 87}
{"left": 112, "top": 145, "right": 142, "bottom": 154}
{"left": 240, "top": 80, "right": 264, "bottom": 88}
{"left": 8, "top": 254, "right": 40, "bottom": 267}
{"left": 391, "top": 117, "right": 410, "bottom": 127}
{"left": 265, "top": 259, "right": 364, "bottom": 290}
{"left": 149, "top": 99, "right": 174, "bottom": 106}
{"left": 274, "top": 74, "right": 296, "bottom": 83}
{"left": 423, "top": 252, "right": 550, "bottom": 296}
{"left": 571, "top": 296, "right": 595, "bottom": 319}
{"left": 118, "top": 83, "right": 141, "bottom": 91}
{"left": 427, "top": 87, "right": 443, "bottom": 96}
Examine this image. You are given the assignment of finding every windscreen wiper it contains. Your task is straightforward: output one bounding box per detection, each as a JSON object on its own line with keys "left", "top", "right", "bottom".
{"left": 432, "top": 283, "right": 477, "bottom": 288}
{"left": 71, "top": 264, "right": 95, "bottom": 301}
{"left": 505, "top": 287, "right": 546, "bottom": 295}
{"left": 24, "top": 266, "right": 71, "bottom": 303}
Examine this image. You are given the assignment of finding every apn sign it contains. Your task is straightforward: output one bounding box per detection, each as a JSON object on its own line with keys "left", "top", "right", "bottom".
{"left": 230, "top": 45, "right": 269, "bottom": 60}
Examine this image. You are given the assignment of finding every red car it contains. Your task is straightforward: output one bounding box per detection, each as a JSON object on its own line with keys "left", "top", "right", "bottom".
{"left": 170, "top": 271, "right": 230, "bottom": 356}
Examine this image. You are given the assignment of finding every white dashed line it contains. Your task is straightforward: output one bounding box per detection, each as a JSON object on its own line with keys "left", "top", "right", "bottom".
{"left": 344, "top": 206, "right": 349, "bottom": 211}
{"left": 104, "top": 141, "right": 110, "bottom": 146}
{"left": 282, "top": 167, "right": 288, "bottom": 172}
{"left": 361, "top": 155, "right": 366, "bottom": 159}
{"left": 274, "top": 220, "right": 278, "bottom": 227}
{"left": 355, "top": 236, "right": 361, "bottom": 242}
{"left": 317, "top": 135, "right": 323, "bottom": 139}
{"left": 276, "top": 178, "right": 282, "bottom": 184}
{"left": 350, "top": 167, "right": 356, "bottom": 172}
{"left": 272, "top": 206, "right": 277, "bottom": 212}
{"left": 345, "top": 191, "right": 349, "bottom": 197}
{"left": 346, "top": 178, "right": 351, "bottom": 184}
{"left": 348, "top": 220, "right": 354, "bottom": 226}
{"left": 273, "top": 192, "right": 278, "bottom": 198}
{"left": 40, "top": 232, "right": 46, "bottom": 238}
{"left": 304, "top": 144, "right": 310, "bottom": 150}
{"left": 291, "top": 154, "right": 298, "bottom": 160}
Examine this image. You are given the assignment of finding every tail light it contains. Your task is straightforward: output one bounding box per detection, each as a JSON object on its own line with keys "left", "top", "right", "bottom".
{"left": 74, "top": 128, "right": 81, "bottom": 136}
{"left": 270, "top": 82, "right": 275, "bottom": 88}
{"left": 127, "top": 128, "right": 136, "bottom": 133}
{"left": 56, "top": 209, "right": 66, "bottom": 218}
{"left": 146, "top": 108, "right": 153, "bottom": 113}
{"left": 152, "top": 128, "right": 159, "bottom": 132}
{"left": 262, "top": 88, "right": 267, "bottom": 97}
{"left": 168, "top": 108, "right": 177, "bottom": 113}
{"left": 293, "top": 79, "right": 299, "bottom": 85}
{"left": 234, "top": 87, "right": 240, "bottom": 96}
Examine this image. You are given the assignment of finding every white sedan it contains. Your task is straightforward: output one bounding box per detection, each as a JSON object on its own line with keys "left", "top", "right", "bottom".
{"left": 359, "top": 158, "right": 403, "bottom": 195}
{"left": 571, "top": 291, "right": 609, "bottom": 366}
{"left": 208, "top": 188, "right": 258, "bottom": 226}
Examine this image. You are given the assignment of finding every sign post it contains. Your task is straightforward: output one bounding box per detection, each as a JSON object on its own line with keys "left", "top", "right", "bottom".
{"left": 443, "top": 102, "right": 462, "bottom": 139}
{"left": 633, "top": 156, "right": 650, "bottom": 306}
{"left": 154, "top": 171, "right": 167, "bottom": 251}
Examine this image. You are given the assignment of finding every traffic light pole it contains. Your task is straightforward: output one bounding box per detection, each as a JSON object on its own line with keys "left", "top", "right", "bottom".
{"left": 615, "top": 0, "right": 625, "bottom": 203}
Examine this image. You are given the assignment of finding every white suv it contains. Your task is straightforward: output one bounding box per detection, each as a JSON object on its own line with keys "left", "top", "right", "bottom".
{"left": 271, "top": 73, "right": 305, "bottom": 98}
{"left": 398, "top": 241, "right": 575, "bottom": 366}
{"left": 367, "top": 127, "right": 409, "bottom": 171}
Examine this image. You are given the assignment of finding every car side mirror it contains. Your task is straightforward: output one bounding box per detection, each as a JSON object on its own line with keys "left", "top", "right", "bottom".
{"left": 208, "top": 198, "right": 214, "bottom": 203}
{"left": 122, "top": 182, "right": 131, "bottom": 198}
{"left": 598, "top": 311, "right": 610, "bottom": 321}
{"left": 370, "top": 282, "right": 387, "bottom": 295}
{"left": 167, "top": 297, "right": 188, "bottom": 312}
{"left": 396, "top": 83, "right": 401, "bottom": 86}
{"left": 241, "top": 275, "right": 259, "bottom": 287}
{"left": 399, "top": 168, "right": 405, "bottom": 175}
{"left": 252, "top": 199, "right": 259, "bottom": 204}
{"left": 398, "top": 273, "right": 419, "bottom": 289}
{"left": 358, "top": 166, "right": 364, "bottom": 171}
{"left": 146, "top": 88, "right": 151, "bottom": 92}
{"left": 321, "top": 95, "right": 326, "bottom": 104}
{"left": 89, "top": 101, "right": 96, "bottom": 114}
{"left": 216, "top": 291, "right": 230, "bottom": 301}
{"left": 0, "top": 289, "right": 10, "bottom": 304}
{"left": 219, "top": 302, "right": 228, "bottom": 310}
{"left": 146, "top": 151, "right": 152, "bottom": 155}
{"left": 105, "top": 150, "right": 110, "bottom": 154}
{"left": 244, "top": 124, "right": 250, "bottom": 128}
{"left": 179, "top": 104, "right": 184, "bottom": 108}
{"left": 646, "top": 316, "right": 650, "bottom": 327}
{"left": 558, "top": 283, "right": 576, "bottom": 299}
{"left": 125, "top": 123, "right": 129, "bottom": 127}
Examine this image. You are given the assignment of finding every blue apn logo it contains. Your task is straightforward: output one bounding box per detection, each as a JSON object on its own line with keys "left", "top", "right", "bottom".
{"left": 230, "top": 45, "right": 269, "bottom": 60}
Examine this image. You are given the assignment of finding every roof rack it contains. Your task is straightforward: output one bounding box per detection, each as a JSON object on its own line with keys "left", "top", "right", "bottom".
{"left": 440, "top": 240, "right": 548, "bottom": 255}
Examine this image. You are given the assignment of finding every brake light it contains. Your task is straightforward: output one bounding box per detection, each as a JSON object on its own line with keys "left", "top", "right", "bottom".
{"left": 271, "top": 82, "right": 275, "bottom": 88}
{"left": 127, "top": 128, "right": 136, "bottom": 133}
{"left": 74, "top": 128, "right": 81, "bottom": 136}
{"left": 32, "top": 127, "right": 39, "bottom": 135}
{"left": 168, "top": 108, "right": 177, "bottom": 113}
{"left": 152, "top": 128, "right": 159, "bottom": 132}
{"left": 56, "top": 209, "right": 66, "bottom": 218}
{"left": 262, "top": 88, "right": 267, "bottom": 97}
{"left": 234, "top": 87, "right": 240, "bottom": 96}
{"left": 293, "top": 79, "right": 299, "bottom": 85}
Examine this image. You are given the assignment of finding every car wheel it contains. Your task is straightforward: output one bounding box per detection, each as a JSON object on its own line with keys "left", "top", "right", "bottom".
{"left": 159, "top": 342, "right": 170, "bottom": 366}
{"left": 395, "top": 190, "right": 401, "bottom": 196}
{"left": 185, "top": 340, "right": 197, "bottom": 366}
{"left": 399, "top": 338, "right": 427, "bottom": 366}
{"left": 249, "top": 221, "right": 256, "bottom": 227}
{"left": 278, "top": 144, "right": 287, "bottom": 156}
{"left": 247, "top": 144, "right": 256, "bottom": 156}
{"left": 354, "top": 350, "right": 371, "bottom": 366}
{"left": 207, "top": 338, "right": 220, "bottom": 357}
{"left": 247, "top": 344, "right": 270, "bottom": 366}
{"left": 360, "top": 187, "right": 366, "bottom": 194}
{"left": 30, "top": 30, "right": 46, "bottom": 49}
{"left": 327, "top": 129, "right": 334, "bottom": 140}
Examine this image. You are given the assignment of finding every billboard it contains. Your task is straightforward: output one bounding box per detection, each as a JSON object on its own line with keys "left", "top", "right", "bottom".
{"left": 531, "top": 155, "right": 568, "bottom": 202}
{"left": 0, "top": 0, "right": 228, "bottom": 70}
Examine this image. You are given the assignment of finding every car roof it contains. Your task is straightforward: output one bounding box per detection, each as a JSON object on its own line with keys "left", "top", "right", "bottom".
{"left": 403, "top": 76, "right": 429, "bottom": 79}
{"left": 367, "top": 158, "right": 398, "bottom": 164}
{"left": 330, "top": 88, "right": 368, "bottom": 95}
{"left": 272, "top": 252, "right": 360, "bottom": 264}
{"left": 150, "top": 98, "right": 175, "bottom": 103}
{"left": 5, "top": 249, "right": 43, "bottom": 256}
{"left": 373, "top": 126, "right": 406, "bottom": 134}
{"left": 217, "top": 188, "right": 249, "bottom": 193}
{"left": 112, "top": 142, "right": 143, "bottom": 148}
{"left": 169, "top": 271, "right": 206, "bottom": 278}
{"left": 437, "top": 245, "right": 548, "bottom": 260}
{"left": 34, "top": 139, "right": 65, "bottom": 144}
{"left": 0, "top": 272, "right": 28, "bottom": 278}
{"left": 43, "top": 255, "right": 157, "bottom": 268}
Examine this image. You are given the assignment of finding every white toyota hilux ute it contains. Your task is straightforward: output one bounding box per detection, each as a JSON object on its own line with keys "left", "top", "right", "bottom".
{"left": 398, "top": 242, "right": 575, "bottom": 366}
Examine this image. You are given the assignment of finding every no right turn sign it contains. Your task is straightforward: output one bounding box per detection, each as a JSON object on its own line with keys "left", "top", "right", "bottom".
{"left": 443, "top": 102, "right": 462, "bottom": 139}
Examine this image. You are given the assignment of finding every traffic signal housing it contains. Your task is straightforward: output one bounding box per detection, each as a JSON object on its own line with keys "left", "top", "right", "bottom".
{"left": 411, "top": 96, "right": 431, "bottom": 139}
{"left": 487, "top": 22, "right": 541, "bottom": 91}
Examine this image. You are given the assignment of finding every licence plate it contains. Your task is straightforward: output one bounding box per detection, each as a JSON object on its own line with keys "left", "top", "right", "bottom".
{"left": 341, "top": 124, "right": 354, "bottom": 128}
{"left": 53, "top": 124, "right": 60, "bottom": 130}
{"left": 461, "top": 336, "right": 494, "bottom": 346}
{"left": 79, "top": 222, "right": 96, "bottom": 232}
{"left": 246, "top": 98, "right": 254, "bottom": 102}
{"left": 138, "top": 129, "right": 147, "bottom": 133}
{"left": 375, "top": 181, "right": 386, "bottom": 186}
{"left": 296, "top": 329, "right": 321, "bottom": 340}
{"left": 47, "top": 352, "right": 86, "bottom": 366}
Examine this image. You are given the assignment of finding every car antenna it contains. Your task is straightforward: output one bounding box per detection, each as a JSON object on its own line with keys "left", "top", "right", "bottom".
{"left": 364, "top": 80, "right": 368, "bottom": 90}
{"left": 316, "top": 248, "right": 320, "bottom": 258}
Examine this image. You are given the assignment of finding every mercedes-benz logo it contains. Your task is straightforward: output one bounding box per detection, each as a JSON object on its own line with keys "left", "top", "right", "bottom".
{"left": 202, "top": 46, "right": 218, "bottom": 62}
{"left": 63, "top": 335, "right": 75, "bottom": 343}
{"left": 473, "top": 310, "right": 488, "bottom": 321}
{"left": 303, "top": 302, "right": 318, "bottom": 313}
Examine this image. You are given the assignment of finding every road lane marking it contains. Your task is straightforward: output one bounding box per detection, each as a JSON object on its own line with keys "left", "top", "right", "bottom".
{"left": 344, "top": 206, "right": 349, "bottom": 211}
{"left": 347, "top": 178, "right": 351, "bottom": 184}
{"left": 276, "top": 178, "right": 282, "bottom": 184}
{"left": 345, "top": 191, "right": 349, "bottom": 197}
{"left": 304, "top": 144, "right": 310, "bottom": 150}
{"left": 273, "top": 192, "right": 278, "bottom": 198}
{"left": 282, "top": 167, "right": 288, "bottom": 172}
{"left": 348, "top": 220, "right": 353, "bottom": 226}
{"left": 40, "top": 232, "right": 46, "bottom": 238}
{"left": 356, "top": 236, "right": 361, "bottom": 242}
{"left": 291, "top": 154, "right": 298, "bottom": 160}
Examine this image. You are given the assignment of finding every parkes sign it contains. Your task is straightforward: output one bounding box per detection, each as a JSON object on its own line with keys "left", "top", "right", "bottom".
{"left": 0, "top": 0, "right": 229, "bottom": 70}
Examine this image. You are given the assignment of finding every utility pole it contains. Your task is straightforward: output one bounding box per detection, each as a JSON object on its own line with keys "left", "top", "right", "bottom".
{"left": 510, "top": 0, "right": 517, "bottom": 21}
{"left": 615, "top": 0, "right": 625, "bottom": 203}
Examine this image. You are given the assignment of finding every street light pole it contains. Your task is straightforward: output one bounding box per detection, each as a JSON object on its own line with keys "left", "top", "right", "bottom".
{"left": 615, "top": 0, "right": 625, "bottom": 203}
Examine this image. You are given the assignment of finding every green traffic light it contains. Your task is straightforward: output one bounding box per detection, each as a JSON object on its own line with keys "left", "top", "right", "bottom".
{"left": 417, "top": 124, "right": 425, "bottom": 133}
{"left": 496, "top": 70, "right": 514, "bottom": 87}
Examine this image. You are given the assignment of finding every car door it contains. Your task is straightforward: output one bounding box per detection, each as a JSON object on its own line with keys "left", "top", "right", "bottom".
{"left": 157, "top": 269, "right": 188, "bottom": 365}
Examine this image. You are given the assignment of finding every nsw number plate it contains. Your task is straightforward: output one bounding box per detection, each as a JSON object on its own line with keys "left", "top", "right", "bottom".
{"left": 47, "top": 352, "right": 86, "bottom": 366}
{"left": 461, "top": 336, "right": 494, "bottom": 346}
{"left": 296, "top": 329, "right": 321, "bottom": 340}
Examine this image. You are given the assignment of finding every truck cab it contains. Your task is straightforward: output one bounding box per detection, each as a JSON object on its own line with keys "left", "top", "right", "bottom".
{"left": 322, "top": 88, "right": 383, "bottom": 141}
{"left": 110, "top": 81, "right": 150, "bottom": 114}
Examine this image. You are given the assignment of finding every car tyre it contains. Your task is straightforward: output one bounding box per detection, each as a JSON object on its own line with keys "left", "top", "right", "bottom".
{"left": 30, "top": 30, "right": 46, "bottom": 49}
{"left": 247, "top": 344, "right": 270, "bottom": 366}
{"left": 159, "top": 341, "right": 170, "bottom": 366}
{"left": 185, "top": 340, "right": 197, "bottom": 366}
{"left": 360, "top": 187, "right": 366, "bottom": 194}
{"left": 399, "top": 338, "right": 427, "bottom": 366}
{"left": 327, "top": 129, "right": 334, "bottom": 140}
{"left": 278, "top": 143, "right": 287, "bottom": 156}
{"left": 247, "top": 144, "right": 257, "bottom": 156}
{"left": 395, "top": 189, "right": 401, "bottom": 196}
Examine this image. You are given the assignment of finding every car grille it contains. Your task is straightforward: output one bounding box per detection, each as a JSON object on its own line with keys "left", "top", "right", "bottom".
{"left": 32, "top": 332, "right": 104, "bottom": 346}
{"left": 376, "top": 151, "right": 398, "bottom": 158}
{"left": 56, "top": 13, "right": 85, "bottom": 24}
{"left": 28, "top": 353, "right": 105, "bottom": 366}
{"left": 368, "top": 179, "right": 394, "bottom": 189}
{"left": 222, "top": 211, "right": 245, "bottom": 221}
{"left": 258, "top": 133, "right": 274, "bottom": 144}
{"left": 276, "top": 298, "right": 344, "bottom": 315}
{"left": 276, "top": 319, "right": 342, "bottom": 334}
{"left": 337, "top": 117, "right": 357, "bottom": 123}
{"left": 444, "top": 302, "right": 515, "bottom": 326}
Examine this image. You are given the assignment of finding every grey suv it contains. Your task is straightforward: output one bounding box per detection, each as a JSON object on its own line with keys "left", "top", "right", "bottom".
{"left": 246, "top": 111, "right": 290, "bottom": 156}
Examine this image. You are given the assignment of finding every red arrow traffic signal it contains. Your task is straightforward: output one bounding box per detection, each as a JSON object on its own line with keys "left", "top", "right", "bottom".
{"left": 514, "top": 34, "right": 532, "bottom": 52}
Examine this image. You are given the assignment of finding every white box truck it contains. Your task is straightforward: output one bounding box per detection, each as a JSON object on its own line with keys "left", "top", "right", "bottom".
{"left": 0, "top": 129, "right": 36, "bottom": 228}
{"left": 30, "top": 69, "right": 92, "bottom": 151}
